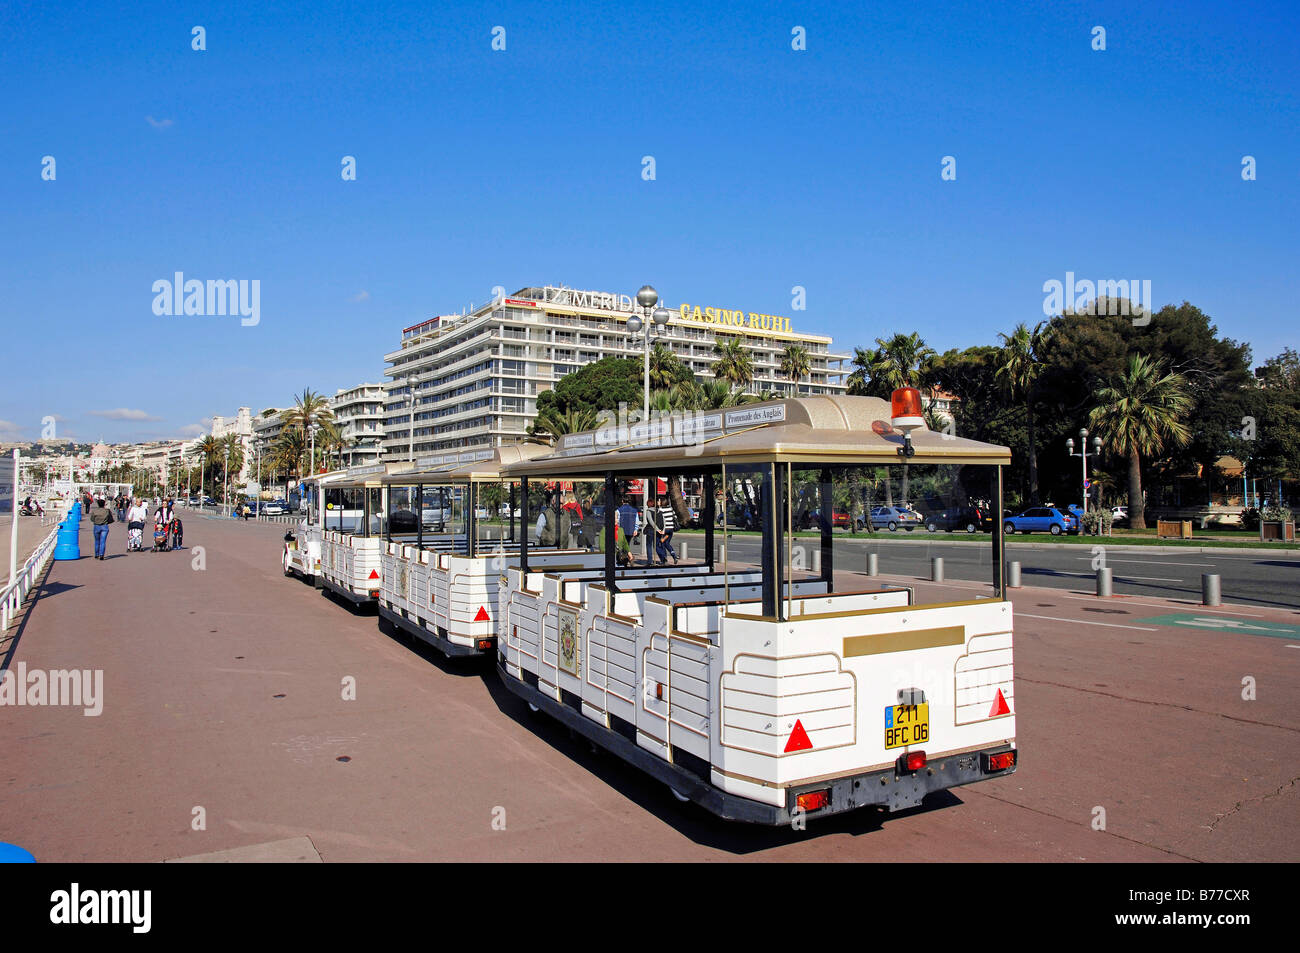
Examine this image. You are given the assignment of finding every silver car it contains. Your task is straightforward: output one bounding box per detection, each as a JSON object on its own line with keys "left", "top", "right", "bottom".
{"left": 868, "top": 505, "right": 924, "bottom": 532}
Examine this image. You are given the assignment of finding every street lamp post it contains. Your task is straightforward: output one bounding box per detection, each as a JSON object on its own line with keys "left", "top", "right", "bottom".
{"left": 628, "top": 285, "right": 673, "bottom": 423}
{"left": 1066, "top": 429, "right": 1103, "bottom": 514}
{"left": 627, "top": 286, "right": 673, "bottom": 565}
{"left": 223, "top": 445, "right": 230, "bottom": 513}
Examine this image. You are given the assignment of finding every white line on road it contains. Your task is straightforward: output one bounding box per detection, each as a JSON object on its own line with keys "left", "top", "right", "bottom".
{"left": 1073, "top": 557, "right": 1211, "bottom": 567}
{"left": 1017, "top": 613, "right": 1158, "bottom": 632}
{"left": 1044, "top": 569, "right": 1184, "bottom": 582}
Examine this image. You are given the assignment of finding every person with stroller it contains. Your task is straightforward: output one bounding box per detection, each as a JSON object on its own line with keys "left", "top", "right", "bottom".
{"left": 125, "top": 496, "right": 148, "bottom": 552}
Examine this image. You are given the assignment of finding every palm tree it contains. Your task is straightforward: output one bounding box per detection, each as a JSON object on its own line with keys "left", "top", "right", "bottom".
{"left": 1088, "top": 354, "right": 1192, "bottom": 530}
{"left": 712, "top": 337, "right": 755, "bottom": 391}
{"left": 671, "top": 378, "right": 750, "bottom": 411}
{"left": 868, "top": 333, "right": 936, "bottom": 392}
{"left": 779, "top": 345, "right": 811, "bottom": 395}
{"left": 526, "top": 407, "right": 600, "bottom": 445}
{"left": 648, "top": 342, "right": 685, "bottom": 392}
{"left": 272, "top": 427, "right": 306, "bottom": 499}
{"left": 995, "top": 321, "right": 1051, "bottom": 504}
{"left": 281, "top": 388, "right": 336, "bottom": 476}
{"left": 197, "top": 435, "right": 220, "bottom": 497}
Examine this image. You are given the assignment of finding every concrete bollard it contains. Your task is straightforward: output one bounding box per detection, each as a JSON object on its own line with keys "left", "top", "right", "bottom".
{"left": 1202, "top": 573, "right": 1221, "bottom": 607}
{"left": 931, "top": 556, "right": 944, "bottom": 582}
{"left": 812, "top": 548, "right": 821, "bottom": 573}
{"left": 867, "top": 552, "right": 878, "bottom": 576}
{"left": 680, "top": 542, "right": 688, "bottom": 561}
{"left": 1097, "top": 566, "right": 1113, "bottom": 597}
{"left": 1007, "top": 560, "right": 1021, "bottom": 588}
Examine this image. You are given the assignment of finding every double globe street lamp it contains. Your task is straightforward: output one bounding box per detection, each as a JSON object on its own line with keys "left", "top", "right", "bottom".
{"left": 627, "top": 285, "right": 673, "bottom": 423}
{"left": 1065, "top": 428, "right": 1103, "bottom": 514}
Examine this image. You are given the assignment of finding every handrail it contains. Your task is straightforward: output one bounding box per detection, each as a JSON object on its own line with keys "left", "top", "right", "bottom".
{"left": 2, "top": 523, "right": 60, "bottom": 631}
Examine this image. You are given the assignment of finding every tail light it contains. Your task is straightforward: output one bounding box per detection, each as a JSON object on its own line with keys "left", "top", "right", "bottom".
{"left": 796, "top": 790, "right": 830, "bottom": 812}
{"left": 898, "top": 750, "right": 927, "bottom": 772}
{"left": 477, "top": 639, "right": 494, "bottom": 651}
{"left": 983, "top": 750, "right": 1017, "bottom": 772}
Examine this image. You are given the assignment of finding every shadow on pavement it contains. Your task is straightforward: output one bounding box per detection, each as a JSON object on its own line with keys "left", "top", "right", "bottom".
{"left": 0, "top": 562, "right": 62, "bottom": 671}
{"left": 475, "top": 665, "right": 961, "bottom": 854}
{"left": 374, "top": 613, "right": 490, "bottom": 679}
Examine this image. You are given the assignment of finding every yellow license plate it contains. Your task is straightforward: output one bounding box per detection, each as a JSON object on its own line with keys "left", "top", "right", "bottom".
{"left": 884, "top": 703, "right": 929, "bottom": 749}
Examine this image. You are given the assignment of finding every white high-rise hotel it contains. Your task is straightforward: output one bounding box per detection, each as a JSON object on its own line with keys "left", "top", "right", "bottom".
{"left": 381, "top": 284, "right": 850, "bottom": 458}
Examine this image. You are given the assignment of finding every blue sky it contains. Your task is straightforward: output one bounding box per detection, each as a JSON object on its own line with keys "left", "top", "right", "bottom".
{"left": 2, "top": 0, "right": 1296, "bottom": 443}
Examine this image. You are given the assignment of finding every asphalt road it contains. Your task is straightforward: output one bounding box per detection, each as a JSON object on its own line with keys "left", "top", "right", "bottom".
{"left": 1, "top": 512, "right": 1297, "bottom": 862}
{"left": 690, "top": 533, "right": 1300, "bottom": 610}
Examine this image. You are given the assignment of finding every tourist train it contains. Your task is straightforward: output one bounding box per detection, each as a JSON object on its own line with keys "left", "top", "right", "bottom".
{"left": 280, "top": 389, "right": 1018, "bottom": 824}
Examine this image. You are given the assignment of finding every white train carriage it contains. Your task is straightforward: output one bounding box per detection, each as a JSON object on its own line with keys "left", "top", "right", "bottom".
{"left": 281, "top": 469, "right": 349, "bottom": 586}
{"left": 375, "top": 446, "right": 715, "bottom": 657}
{"left": 377, "top": 447, "right": 541, "bottom": 657}
{"left": 497, "top": 390, "right": 1019, "bottom": 825}
{"left": 315, "top": 462, "right": 413, "bottom": 605}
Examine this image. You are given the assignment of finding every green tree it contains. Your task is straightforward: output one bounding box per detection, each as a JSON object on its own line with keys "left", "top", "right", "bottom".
{"left": 712, "top": 337, "right": 755, "bottom": 390}
{"left": 1088, "top": 355, "right": 1192, "bottom": 530}
{"left": 845, "top": 346, "right": 888, "bottom": 397}
{"left": 995, "top": 321, "right": 1051, "bottom": 504}
{"left": 779, "top": 344, "right": 811, "bottom": 395}
{"left": 535, "top": 357, "right": 642, "bottom": 421}
{"left": 648, "top": 343, "right": 692, "bottom": 392}
{"left": 282, "top": 388, "right": 336, "bottom": 475}
{"left": 526, "top": 407, "right": 601, "bottom": 445}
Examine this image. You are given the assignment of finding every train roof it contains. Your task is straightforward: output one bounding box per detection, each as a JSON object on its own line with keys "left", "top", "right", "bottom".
{"left": 322, "top": 461, "right": 415, "bottom": 488}
{"left": 380, "top": 443, "right": 547, "bottom": 484}
{"left": 502, "top": 395, "right": 1011, "bottom": 476}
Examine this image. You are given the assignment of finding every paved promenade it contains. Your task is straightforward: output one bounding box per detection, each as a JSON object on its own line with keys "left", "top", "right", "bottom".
{"left": 1, "top": 511, "right": 1297, "bottom": 862}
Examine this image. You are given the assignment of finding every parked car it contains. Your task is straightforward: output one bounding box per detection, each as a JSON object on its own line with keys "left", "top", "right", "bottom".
{"left": 474, "top": 505, "right": 492, "bottom": 519}
{"left": 1004, "top": 506, "right": 1077, "bottom": 535}
{"left": 1111, "top": 505, "right": 1129, "bottom": 527}
{"left": 202, "top": 496, "right": 216, "bottom": 507}
{"left": 262, "top": 500, "right": 289, "bottom": 515}
{"left": 924, "top": 505, "right": 992, "bottom": 534}
{"left": 187, "top": 495, "right": 201, "bottom": 506}
{"left": 241, "top": 500, "right": 259, "bottom": 516}
{"left": 797, "top": 508, "right": 851, "bottom": 530}
{"left": 867, "top": 505, "right": 924, "bottom": 532}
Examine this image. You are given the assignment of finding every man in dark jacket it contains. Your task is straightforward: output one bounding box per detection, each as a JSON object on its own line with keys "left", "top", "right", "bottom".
{"left": 89, "top": 498, "right": 114, "bottom": 560}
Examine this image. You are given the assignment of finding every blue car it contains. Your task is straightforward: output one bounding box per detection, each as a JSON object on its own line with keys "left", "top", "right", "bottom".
{"left": 1004, "top": 506, "right": 1077, "bottom": 536}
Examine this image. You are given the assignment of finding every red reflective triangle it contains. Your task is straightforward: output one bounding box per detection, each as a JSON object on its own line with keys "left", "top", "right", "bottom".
{"left": 473, "top": 605, "right": 490, "bottom": 622}
{"left": 368, "top": 569, "right": 379, "bottom": 580}
{"left": 784, "top": 719, "right": 813, "bottom": 753}
{"left": 989, "top": 689, "right": 1011, "bottom": 717}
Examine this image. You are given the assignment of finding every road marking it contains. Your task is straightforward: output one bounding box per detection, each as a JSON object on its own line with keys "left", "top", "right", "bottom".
{"left": 1140, "top": 614, "right": 1300, "bottom": 639}
{"left": 1018, "top": 613, "right": 1157, "bottom": 632}
{"left": 1074, "top": 557, "right": 1210, "bottom": 567}
{"left": 1039, "top": 569, "right": 1184, "bottom": 582}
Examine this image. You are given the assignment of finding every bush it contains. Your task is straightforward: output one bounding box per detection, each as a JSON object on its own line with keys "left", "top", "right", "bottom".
{"left": 1080, "top": 508, "right": 1113, "bottom": 535}
{"left": 1261, "top": 503, "right": 1294, "bottom": 523}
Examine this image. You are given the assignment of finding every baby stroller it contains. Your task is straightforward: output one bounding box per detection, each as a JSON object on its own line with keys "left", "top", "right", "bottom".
{"left": 152, "top": 521, "right": 171, "bottom": 552}
{"left": 127, "top": 521, "right": 145, "bottom": 552}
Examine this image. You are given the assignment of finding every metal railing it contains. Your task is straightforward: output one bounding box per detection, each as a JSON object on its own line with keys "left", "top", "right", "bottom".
{"left": 2, "top": 523, "right": 60, "bottom": 631}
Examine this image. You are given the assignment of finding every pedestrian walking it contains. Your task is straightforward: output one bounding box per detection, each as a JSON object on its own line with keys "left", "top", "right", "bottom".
{"left": 657, "top": 497, "right": 678, "bottom": 564}
{"left": 643, "top": 495, "right": 667, "bottom": 565}
{"left": 89, "top": 497, "right": 114, "bottom": 560}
